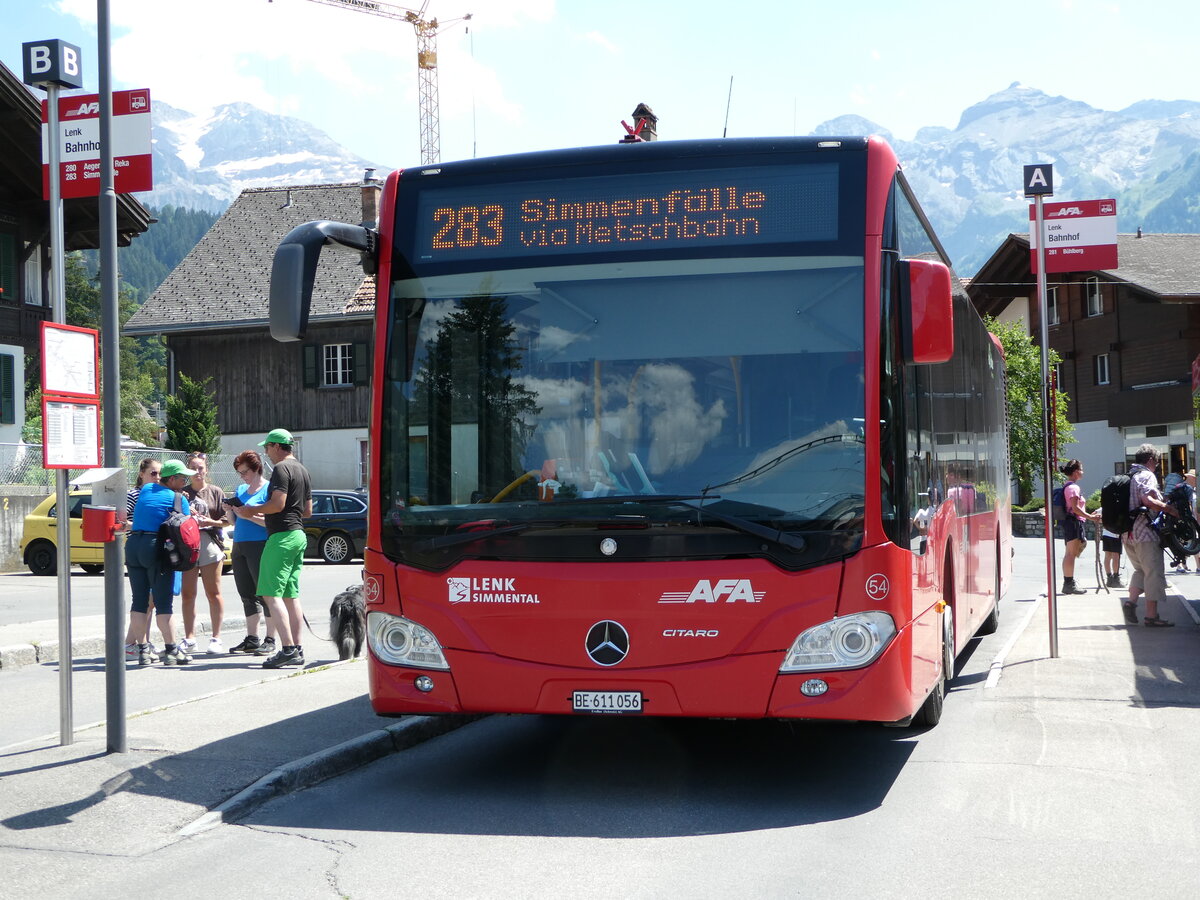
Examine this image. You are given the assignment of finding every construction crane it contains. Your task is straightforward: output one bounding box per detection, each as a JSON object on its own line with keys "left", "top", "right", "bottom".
{"left": 279, "top": 0, "right": 471, "bottom": 165}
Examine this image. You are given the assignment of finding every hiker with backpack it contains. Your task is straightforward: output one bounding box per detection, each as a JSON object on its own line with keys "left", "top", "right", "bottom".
{"left": 122, "top": 459, "right": 197, "bottom": 666}
{"left": 1121, "top": 443, "right": 1182, "bottom": 627}
{"left": 1057, "top": 459, "right": 1102, "bottom": 595}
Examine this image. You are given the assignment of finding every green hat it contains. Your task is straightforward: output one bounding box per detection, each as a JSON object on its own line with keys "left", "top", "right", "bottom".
{"left": 160, "top": 459, "right": 196, "bottom": 479}
{"left": 259, "top": 427, "right": 295, "bottom": 446}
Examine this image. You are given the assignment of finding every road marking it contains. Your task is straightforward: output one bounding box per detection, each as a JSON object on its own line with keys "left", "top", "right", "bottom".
{"left": 984, "top": 597, "right": 1041, "bottom": 690}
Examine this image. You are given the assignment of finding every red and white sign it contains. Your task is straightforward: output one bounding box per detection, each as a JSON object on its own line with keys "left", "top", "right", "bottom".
{"left": 1028, "top": 198, "right": 1118, "bottom": 274}
{"left": 40, "top": 89, "right": 152, "bottom": 199}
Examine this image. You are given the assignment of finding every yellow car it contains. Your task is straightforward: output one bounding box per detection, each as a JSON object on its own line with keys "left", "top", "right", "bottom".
{"left": 21, "top": 490, "right": 233, "bottom": 576}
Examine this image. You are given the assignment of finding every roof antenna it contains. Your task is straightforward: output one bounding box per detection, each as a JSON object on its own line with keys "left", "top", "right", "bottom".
{"left": 722, "top": 76, "right": 733, "bottom": 138}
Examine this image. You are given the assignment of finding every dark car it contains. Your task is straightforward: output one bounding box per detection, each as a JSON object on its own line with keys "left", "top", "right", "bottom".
{"left": 304, "top": 490, "right": 368, "bottom": 563}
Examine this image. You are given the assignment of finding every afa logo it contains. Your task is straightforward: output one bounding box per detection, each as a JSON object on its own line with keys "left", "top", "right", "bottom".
{"left": 658, "top": 579, "right": 764, "bottom": 604}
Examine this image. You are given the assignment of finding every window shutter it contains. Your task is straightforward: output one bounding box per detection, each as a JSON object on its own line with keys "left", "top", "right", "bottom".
{"left": 353, "top": 341, "right": 370, "bottom": 386}
{"left": 303, "top": 344, "right": 318, "bottom": 389}
{"left": 0, "top": 353, "right": 14, "bottom": 425}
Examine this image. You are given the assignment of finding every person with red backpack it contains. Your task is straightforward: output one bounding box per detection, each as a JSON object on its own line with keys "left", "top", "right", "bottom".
{"left": 122, "top": 459, "right": 196, "bottom": 666}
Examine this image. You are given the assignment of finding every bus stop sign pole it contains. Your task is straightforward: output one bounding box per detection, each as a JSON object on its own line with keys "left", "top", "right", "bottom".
{"left": 1025, "top": 163, "right": 1059, "bottom": 659}
{"left": 23, "top": 38, "right": 85, "bottom": 747}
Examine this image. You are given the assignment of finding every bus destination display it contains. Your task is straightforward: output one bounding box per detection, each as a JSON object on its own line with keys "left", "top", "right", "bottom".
{"left": 413, "top": 164, "right": 839, "bottom": 262}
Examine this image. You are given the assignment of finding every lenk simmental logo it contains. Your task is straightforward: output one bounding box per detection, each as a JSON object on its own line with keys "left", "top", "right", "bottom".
{"left": 658, "top": 579, "right": 764, "bottom": 603}
{"left": 447, "top": 577, "right": 540, "bottom": 604}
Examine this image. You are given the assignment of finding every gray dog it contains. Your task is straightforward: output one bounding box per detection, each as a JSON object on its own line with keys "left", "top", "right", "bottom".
{"left": 329, "top": 583, "right": 366, "bottom": 660}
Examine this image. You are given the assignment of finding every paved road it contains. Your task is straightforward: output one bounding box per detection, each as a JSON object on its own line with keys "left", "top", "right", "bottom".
{"left": 0, "top": 559, "right": 363, "bottom": 626}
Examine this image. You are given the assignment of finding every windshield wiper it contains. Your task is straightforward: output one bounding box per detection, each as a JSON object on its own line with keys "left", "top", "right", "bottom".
{"left": 410, "top": 516, "right": 648, "bottom": 553}
{"left": 686, "top": 503, "right": 807, "bottom": 551}
{"left": 702, "top": 433, "right": 865, "bottom": 495}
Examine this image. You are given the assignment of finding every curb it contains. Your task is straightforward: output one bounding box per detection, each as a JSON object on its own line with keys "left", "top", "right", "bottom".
{"left": 0, "top": 616, "right": 250, "bottom": 671}
{"left": 177, "top": 713, "right": 480, "bottom": 837}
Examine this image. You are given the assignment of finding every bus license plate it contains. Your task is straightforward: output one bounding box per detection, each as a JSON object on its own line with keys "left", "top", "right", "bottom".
{"left": 572, "top": 690, "right": 643, "bottom": 714}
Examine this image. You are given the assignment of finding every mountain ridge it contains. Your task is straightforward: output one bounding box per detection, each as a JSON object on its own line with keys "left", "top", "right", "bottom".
{"left": 147, "top": 84, "right": 1200, "bottom": 275}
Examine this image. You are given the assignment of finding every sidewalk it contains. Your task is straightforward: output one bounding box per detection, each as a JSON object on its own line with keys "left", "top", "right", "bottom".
{"left": 0, "top": 613, "right": 246, "bottom": 669}
{"left": 0, "top": 656, "right": 475, "bottom": 865}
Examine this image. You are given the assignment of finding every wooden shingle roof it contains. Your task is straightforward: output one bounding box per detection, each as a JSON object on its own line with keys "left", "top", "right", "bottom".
{"left": 125, "top": 182, "right": 374, "bottom": 335}
{"left": 970, "top": 232, "right": 1200, "bottom": 308}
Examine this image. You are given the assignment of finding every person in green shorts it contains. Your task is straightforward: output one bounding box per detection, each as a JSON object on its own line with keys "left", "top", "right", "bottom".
{"left": 233, "top": 428, "right": 313, "bottom": 668}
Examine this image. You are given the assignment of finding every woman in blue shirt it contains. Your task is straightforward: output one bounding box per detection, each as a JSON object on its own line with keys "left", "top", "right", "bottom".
{"left": 123, "top": 459, "right": 194, "bottom": 665}
{"left": 225, "top": 450, "right": 277, "bottom": 655}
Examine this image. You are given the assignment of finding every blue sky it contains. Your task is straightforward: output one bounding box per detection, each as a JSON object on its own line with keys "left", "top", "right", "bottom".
{"left": 4, "top": 1, "right": 1199, "bottom": 170}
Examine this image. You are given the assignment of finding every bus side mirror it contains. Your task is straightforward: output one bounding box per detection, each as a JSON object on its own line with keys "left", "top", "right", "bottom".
{"left": 269, "top": 220, "right": 377, "bottom": 342}
{"left": 899, "top": 258, "right": 953, "bottom": 364}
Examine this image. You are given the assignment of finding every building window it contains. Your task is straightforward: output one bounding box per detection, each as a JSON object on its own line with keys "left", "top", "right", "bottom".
{"left": 1086, "top": 277, "right": 1103, "bottom": 317}
{"left": 1093, "top": 353, "right": 1110, "bottom": 386}
{"left": 324, "top": 343, "right": 353, "bottom": 386}
{"left": 1, "top": 353, "right": 15, "bottom": 425}
{"left": 0, "top": 230, "right": 17, "bottom": 305}
{"left": 1046, "top": 287, "right": 1059, "bottom": 326}
{"left": 303, "top": 341, "right": 369, "bottom": 389}
{"left": 1052, "top": 362, "right": 1063, "bottom": 391}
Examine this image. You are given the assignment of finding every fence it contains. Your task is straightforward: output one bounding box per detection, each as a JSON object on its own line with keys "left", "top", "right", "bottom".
{"left": 0, "top": 443, "right": 250, "bottom": 494}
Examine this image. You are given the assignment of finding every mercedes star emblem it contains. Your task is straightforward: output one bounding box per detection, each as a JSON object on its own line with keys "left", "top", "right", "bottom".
{"left": 585, "top": 620, "right": 630, "bottom": 666}
{"left": 600, "top": 537, "right": 618, "bottom": 556}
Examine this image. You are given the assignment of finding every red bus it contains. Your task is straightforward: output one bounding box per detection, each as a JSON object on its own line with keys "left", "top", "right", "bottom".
{"left": 270, "top": 136, "right": 1010, "bottom": 727}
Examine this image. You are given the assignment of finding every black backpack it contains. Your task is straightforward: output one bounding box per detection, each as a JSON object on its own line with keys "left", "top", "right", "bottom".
{"left": 158, "top": 492, "right": 201, "bottom": 572}
{"left": 1100, "top": 474, "right": 1134, "bottom": 535}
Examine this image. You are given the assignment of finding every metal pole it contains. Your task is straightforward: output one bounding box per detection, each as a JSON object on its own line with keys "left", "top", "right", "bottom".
{"left": 47, "top": 82, "right": 75, "bottom": 747}
{"left": 98, "top": 0, "right": 127, "bottom": 755}
{"left": 1036, "top": 194, "right": 1059, "bottom": 658}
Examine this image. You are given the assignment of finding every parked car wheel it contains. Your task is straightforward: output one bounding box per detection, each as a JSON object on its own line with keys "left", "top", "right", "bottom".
{"left": 320, "top": 532, "right": 353, "bottom": 564}
{"left": 26, "top": 539, "right": 57, "bottom": 576}
{"left": 80, "top": 563, "right": 105, "bottom": 575}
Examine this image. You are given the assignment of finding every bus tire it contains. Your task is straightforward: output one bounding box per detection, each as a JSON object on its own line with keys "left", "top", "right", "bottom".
{"left": 914, "top": 567, "right": 955, "bottom": 729}
{"left": 977, "top": 541, "right": 1001, "bottom": 636}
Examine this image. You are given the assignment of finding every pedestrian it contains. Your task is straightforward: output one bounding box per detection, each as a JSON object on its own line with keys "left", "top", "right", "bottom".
{"left": 1101, "top": 525, "right": 1124, "bottom": 589}
{"left": 179, "top": 454, "right": 228, "bottom": 655}
{"left": 233, "top": 428, "right": 312, "bottom": 669}
{"left": 122, "top": 458, "right": 195, "bottom": 665}
{"left": 1122, "top": 443, "right": 1181, "bottom": 627}
{"left": 224, "top": 449, "right": 279, "bottom": 655}
{"left": 1059, "top": 459, "right": 1101, "bottom": 595}
{"left": 1188, "top": 469, "right": 1200, "bottom": 573}
{"left": 123, "top": 458, "right": 162, "bottom": 663}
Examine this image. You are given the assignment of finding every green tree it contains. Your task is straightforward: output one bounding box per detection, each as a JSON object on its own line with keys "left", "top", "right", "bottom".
{"left": 984, "top": 315, "right": 1074, "bottom": 505}
{"left": 165, "top": 373, "right": 222, "bottom": 454}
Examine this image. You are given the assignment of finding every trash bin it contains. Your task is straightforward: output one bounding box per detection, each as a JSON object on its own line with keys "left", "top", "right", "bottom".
{"left": 81, "top": 504, "right": 118, "bottom": 543}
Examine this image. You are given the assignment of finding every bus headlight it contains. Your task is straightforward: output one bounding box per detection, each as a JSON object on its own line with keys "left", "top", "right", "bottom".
{"left": 367, "top": 612, "right": 450, "bottom": 670}
{"left": 779, "top": 611, "right": 896, "bottom": 673}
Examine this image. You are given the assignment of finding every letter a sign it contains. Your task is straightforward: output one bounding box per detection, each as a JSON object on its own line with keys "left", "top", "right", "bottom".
{"left": 1024, "top": 164, "right": 1053, "bottom": 197}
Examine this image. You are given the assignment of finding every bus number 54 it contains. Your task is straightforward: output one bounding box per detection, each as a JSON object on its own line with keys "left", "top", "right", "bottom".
{"left": 432, "top": 205, "right": 504, "bottom": 249}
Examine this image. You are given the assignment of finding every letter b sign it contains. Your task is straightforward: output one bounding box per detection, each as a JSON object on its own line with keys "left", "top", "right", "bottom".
{"left": 22, "top": 40, "right": 84, "bottom": 89}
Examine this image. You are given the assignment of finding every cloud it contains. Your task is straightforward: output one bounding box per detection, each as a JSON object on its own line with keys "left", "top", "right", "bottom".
{"left": 584, "top": 31, "right": 621, "bottom": 55}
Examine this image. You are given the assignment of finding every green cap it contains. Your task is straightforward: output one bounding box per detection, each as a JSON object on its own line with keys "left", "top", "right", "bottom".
{"left": 259, "top": 427, "right": 295, "bottom": 446}
{"left": 160, "top": 459, "right": 196, "bottom": 479}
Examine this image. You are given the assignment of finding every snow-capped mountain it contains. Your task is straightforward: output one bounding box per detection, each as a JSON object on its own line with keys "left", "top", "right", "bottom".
{"left": 149, "top": 85, "right": 1200, "bottom": 275}
{"left": 817, "top": 82, "right": 1200, "bottom": 272}
{"left": 148, "top": 101, "right": 384, "bottom": 213}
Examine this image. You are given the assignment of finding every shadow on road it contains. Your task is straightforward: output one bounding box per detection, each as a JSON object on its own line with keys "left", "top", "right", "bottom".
{"left": 247, "top": 712, "right": 919, "bottom": 839}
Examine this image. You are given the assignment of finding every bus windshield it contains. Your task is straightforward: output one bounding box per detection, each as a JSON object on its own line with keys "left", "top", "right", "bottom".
{"left": 381, "top": 254, "right": 865, "bottom": 568}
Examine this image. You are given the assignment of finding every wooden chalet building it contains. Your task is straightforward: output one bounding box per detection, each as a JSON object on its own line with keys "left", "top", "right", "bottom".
{"left": 969, "top": 232, "right": 1200, "bottom": 480}
{"left": 124, "top": 180, "right": 379, "bottom": 488}
{"left": 0, "top": 59, "right": 151, "bottom": 443}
